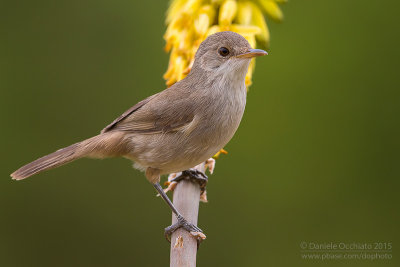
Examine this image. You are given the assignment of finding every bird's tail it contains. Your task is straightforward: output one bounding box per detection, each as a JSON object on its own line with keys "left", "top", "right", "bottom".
{"left": 11, "top": 132, "right": 127, "bottom": 180}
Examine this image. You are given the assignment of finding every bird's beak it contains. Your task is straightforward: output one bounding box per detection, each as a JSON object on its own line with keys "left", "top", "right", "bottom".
{"left": 236, "top": 49, "right": 268, "bottom": 58}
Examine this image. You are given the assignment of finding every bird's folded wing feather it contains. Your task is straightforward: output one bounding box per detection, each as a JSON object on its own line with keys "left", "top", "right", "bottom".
{"left": 101, "top": 90, "right": 195, "bottom": 134}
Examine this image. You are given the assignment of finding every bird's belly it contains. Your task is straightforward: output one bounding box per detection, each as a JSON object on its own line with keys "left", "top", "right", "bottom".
{"left": 128, "top": 129, "right": 226, "bottom": 174}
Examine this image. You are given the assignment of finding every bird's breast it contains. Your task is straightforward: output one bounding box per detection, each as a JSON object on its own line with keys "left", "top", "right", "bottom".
{"left": 194, "top": 80, "right": 247, "bottom": 149}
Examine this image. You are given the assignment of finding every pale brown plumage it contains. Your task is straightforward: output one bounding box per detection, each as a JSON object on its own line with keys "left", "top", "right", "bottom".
{"left": 11, "top": 31, "right": 267, "bottom": 183}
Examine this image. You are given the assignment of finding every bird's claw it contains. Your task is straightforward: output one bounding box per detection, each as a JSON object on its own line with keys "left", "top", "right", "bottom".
{"left": 164, "top": 215, "right": 206, "bottom": 245}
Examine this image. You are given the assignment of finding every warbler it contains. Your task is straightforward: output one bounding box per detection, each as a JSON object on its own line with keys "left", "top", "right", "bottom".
{"left": 11, "top": 31, "right": 267, "bottom": 236}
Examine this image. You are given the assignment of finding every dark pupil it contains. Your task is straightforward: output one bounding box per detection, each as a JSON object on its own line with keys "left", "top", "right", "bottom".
{"left": 218, "top": 47, "right": 229, "bottom": 56}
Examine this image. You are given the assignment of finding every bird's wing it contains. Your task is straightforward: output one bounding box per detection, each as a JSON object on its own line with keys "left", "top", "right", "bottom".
{"left": 101, "top": 93, "right": 158, "bottom": 133}
{"left": 101, "top": 89, "right": 195, "bottom": 134}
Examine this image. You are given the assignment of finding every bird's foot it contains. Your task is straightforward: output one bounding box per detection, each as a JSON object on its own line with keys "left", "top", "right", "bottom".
{"left": 165, "top": 215, "right": 206, "bottom": 244}
{"left": 172, "top": 169, "right": 208, "bottom": 188}
{"left": 161, "top": 158, "right": 215, "bottom": 202}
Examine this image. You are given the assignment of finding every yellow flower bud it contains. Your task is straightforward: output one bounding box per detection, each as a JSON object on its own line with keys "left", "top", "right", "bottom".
{"left": 258, "top": 0, "right": 284, "bottom": 22}
{"left": 231, "top": 24, "right": 261, "bottom": 35}
{"left": 206, "top": 25, "right": 222, "bottom": 37}
{"left": 194, "top": 5, "right": 216, "bottom": 36}
{"left": 236, "top": 1, "right": 253, "bottom": 25}
{"left": 181, "top": 0, "right": 203, "bottom": 16}
{"left": 219, "top": 0, "right": 238, "bottom": 26}
{"left": 166, "top": 0, "right": 186, "bottom": 24}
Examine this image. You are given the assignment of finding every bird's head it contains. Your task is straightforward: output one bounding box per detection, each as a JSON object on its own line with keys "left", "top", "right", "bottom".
{"left": 191, "top": 31, "right": 267, "bottom": 81}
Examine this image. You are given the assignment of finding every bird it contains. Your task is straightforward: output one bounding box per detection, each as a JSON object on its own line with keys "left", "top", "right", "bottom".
{"left": 10, "top": 31, "right": 267, "bottom": 237}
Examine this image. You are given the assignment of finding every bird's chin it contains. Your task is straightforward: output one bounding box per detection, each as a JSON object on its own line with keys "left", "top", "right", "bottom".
{"left": 214, "top": 58, "right": 250, "bottom": 83}
{"left": 203, "top": 58, "right": 251, "bottom": 80}
{"left": 232, "top": 57, "right": 252, "bottom": 72}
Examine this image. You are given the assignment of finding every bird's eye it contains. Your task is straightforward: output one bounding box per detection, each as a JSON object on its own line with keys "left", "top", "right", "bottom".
{"left": 218, "top": 47, "right": 230, "bottom": 57}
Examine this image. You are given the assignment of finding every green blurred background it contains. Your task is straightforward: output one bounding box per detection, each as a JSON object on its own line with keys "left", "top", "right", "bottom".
{"left": 1, "top": 0, "right": 399, "bottom": 266}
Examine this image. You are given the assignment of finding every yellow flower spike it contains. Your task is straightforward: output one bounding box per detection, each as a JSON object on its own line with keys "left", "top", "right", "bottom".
{"left": 251, "top": 2, "right": 270, "bottom": 49}
{"left": 165, "top": 0, "right": 285, "bottom": 86}
{"left": 258, "top": 0, "right": 284, "bottom": 22}
{"left": 236, "top": 1, "right": 253, "bottom": 25}
{"left": 166, "top": 0, "right": 187, "bottom": 24}
{"left": 219, "top": 0, "right": 238, "bottom": 26}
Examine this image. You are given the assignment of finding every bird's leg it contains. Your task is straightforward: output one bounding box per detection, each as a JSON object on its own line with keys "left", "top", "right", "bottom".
{"left": 153, "top": 182, "right": 203, "bottom": 242}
